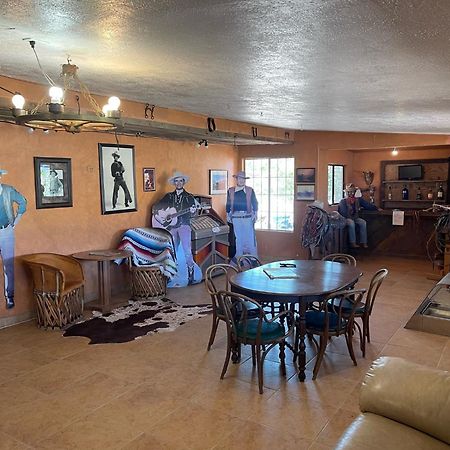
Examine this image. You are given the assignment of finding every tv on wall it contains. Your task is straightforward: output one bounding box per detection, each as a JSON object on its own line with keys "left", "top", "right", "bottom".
{"left": 398, "top": 164, "right": 424, "bottom": 180}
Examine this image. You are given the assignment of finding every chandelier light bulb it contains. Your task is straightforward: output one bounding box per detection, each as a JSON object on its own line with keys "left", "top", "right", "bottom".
{"left": 102, "top": 104, "right": 111, "bottom": 115}
{"left": 108, "top": 96, "right": 121, "bottom": 110}
{"left": 12, "top": 94, "right": 25, "bottom": 109}
{"left": 49, "top": 86, "right": 64, "bottom": 103}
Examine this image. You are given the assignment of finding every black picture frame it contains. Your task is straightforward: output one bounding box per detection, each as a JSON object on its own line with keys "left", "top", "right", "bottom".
{"left": 209, "top": 169, "right": 228, "bottom": 195}
{"left": 143, "top": 167, "right": 156, "bottom": 192}
{"left": 98, "top": 143, "right": 137, "bottom": 214}
{"left": 296, "top": 167, "right": 316, "bottom": 184}
{"left": 34, "top": 157, "right": 73, "bottom": 209}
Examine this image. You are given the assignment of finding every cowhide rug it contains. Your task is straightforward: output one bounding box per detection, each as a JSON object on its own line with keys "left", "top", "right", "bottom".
{"left": 63, "top": 298, "right": 212, "bottom": 344}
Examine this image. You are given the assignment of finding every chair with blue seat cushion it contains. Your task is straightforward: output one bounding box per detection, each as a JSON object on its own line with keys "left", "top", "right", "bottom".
{"left": 303, "top": 288, "right": 366, "bottom": 380}
{"left": 218, "top": 290, "right": 295, "bottom": 394}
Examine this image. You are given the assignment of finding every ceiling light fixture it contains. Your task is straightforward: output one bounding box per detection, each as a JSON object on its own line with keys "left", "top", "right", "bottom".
{"left": 196, "top": 139, "right": 208, "bottom": 148}
{"left": 392, "top": 147, "right": 399, "bottom": 156}
{"left": 11, "top": 41, "right": 122, "bottom": 133}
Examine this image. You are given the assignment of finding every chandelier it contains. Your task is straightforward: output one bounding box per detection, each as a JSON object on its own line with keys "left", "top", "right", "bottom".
{"left": 6, "top": 41, "right": 122, "bottom": 133}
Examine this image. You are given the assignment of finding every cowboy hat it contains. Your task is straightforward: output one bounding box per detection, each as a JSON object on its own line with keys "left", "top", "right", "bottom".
{"left": 345, "top": 183, "right": 356, "bottom": 192}
{"left": 112, "top": 151, "right": 120, "bottom": 158}
{"left": 168, "top": 171, "right": 190, "bottom": 185}
{"left": 233, "top": 171, "right": 249, "bottom": 179}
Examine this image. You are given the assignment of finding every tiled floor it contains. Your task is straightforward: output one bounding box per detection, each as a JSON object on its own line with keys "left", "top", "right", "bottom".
{"left": 0, "top": 255, "right": 449, "bottom": 449}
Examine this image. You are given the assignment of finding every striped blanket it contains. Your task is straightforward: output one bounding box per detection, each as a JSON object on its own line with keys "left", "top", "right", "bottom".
{"left": 117, "top": 228, "right": 177, "bottom": 280}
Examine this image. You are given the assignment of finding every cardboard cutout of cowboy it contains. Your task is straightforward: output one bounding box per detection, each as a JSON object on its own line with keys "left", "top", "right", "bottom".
{"left": 152, "top": 171, "right": 202, "bottom": 287}
{"left": 226, "top": 171, "right": 258, "bottom": 264}
{"left": 0, "top": 169, "right": 27, "bottom": 309}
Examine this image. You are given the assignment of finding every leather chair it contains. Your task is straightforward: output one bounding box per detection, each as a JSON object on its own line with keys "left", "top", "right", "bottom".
{"left": 22, "top": 253, "right": 85, "bottom": 329}
{"left": 336, "top": 357, "right": 450, "bottom": 449}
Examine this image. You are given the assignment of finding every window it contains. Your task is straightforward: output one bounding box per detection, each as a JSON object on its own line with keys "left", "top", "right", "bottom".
{"left": 244, "top": 157, "right": 294, "bottom": 231}
{"left": 328, "top": 164, "right": 345, "bottom": 205}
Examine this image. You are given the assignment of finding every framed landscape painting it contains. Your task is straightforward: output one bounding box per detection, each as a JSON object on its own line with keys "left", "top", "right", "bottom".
{"left": 296, "top": 184, "right": 315, "bottom": 201}
{"left": 209, "top": 169, "right": 228, "bottom": 195}
{"left": 296, "top": 167, "right": 316, "bottom": 183}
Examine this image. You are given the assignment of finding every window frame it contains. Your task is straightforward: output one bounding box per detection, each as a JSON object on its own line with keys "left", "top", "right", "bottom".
{"left": 328, "top": 164, "right": 345, "bottom": 205}
{"left": 244, "top": 157, "right": 295, "bottom": 233}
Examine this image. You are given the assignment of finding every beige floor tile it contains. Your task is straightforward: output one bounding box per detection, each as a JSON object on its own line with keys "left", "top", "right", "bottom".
{"left": 0, "top": 349, "right": 56, "bottom": 382}
{"left": 388, "top": 327, "right": 448, "bottom": 352}
{"left": 0, "top": 431, "right": 32, "bottom": 449}
{"left": 314, "top": 408, "right": 359, "bottom": 447}
{"left": 379, "top": 343, "right": 443, "bottom": 368}
{"left": 437, "top": 341, "right": 450, "bottom": 371}
{"left": 119, "top": 432, "right": 180, "bottom": 450}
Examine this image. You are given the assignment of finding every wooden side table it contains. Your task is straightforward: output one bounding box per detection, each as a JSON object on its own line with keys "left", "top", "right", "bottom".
{"left": 72, "top": 249, "right": 132, "bottom": 313}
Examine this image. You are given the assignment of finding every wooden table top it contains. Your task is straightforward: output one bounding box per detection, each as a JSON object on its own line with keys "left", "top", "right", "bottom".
{"left": 72, "top": 249, "right": 132, "bottom": 262}
{"left": 230, "top": 259, "right": 361, "bottom": 299}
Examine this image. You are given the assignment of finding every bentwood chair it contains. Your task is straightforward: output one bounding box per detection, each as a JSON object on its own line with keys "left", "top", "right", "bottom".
{"left": 322, "top": 253, "right": 357, "bottom": 266}
{"left": 237, "top": 254, "right": 262, "bottom": 272}
{"left": 302, "top": 288, "right": 366, "bottom": 380}
{"left": 218, "top": 290, "right": 295, "bottom": 394}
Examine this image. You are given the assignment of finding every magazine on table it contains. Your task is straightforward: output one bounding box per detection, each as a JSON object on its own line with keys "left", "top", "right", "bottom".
{"left": 263, "top": 268, "right": 299, "bottom": 280}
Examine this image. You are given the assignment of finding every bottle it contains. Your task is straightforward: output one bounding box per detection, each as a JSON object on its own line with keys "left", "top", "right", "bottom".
{"left": 427, "top": 188, "right": 433, "bottom": 200}
{"left": 387, "top": 185, "right": 392, "bottom": 200}
{"left": 416, "top": 187, "right": 422, "bottom": 200}
{"left": 437, "top": 184, "right": 444, "bottom": 200}
{"left": 402, "top": 184, "right": 409, "bottom": 200}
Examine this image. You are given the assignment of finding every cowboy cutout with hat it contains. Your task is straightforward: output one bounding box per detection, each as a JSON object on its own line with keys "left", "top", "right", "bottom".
{"left": 0, "top": 168, "right": 27, "bottom": 309}
{"left": 152, "top": 171, "right": 200, "bottom": 286}
{"left": 226, "top": 171, "right": 258, "bottom": 262}
{"left": 111, "top": 151, "right": 132, "bottom": 209}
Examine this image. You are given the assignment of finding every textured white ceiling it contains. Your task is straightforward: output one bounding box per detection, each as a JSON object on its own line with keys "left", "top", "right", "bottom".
{"left": 1, "top": 0, "right": 450, "bottom": 133}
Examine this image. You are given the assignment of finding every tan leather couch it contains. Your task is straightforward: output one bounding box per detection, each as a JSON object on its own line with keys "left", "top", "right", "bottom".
{"left": 335, "top": 356, "right": 450, "bottom": 449}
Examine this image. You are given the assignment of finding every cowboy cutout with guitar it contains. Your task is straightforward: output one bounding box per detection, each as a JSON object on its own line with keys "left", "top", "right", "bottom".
{"left": 152, "top": 171, "right": 202, "bottom": 285}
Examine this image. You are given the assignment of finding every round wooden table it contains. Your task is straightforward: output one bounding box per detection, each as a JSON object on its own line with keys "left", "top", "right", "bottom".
{"left": 230, "top": 259, "right": 362, "bottom": 381}
{"left": 72, "top": 249, "right": 132, "bottom": 313}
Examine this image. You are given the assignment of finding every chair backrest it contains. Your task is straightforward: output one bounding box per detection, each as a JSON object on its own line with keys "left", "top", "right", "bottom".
{"left": 365, "top": 268, "right": 388, "bottom": 316}
{"left": 322, "top": 253, "right": 357, "bottom": 266}
{"left": 237, "top": 255, "right": 262, "bottom": 272}
{"left": 205, "top": 264, "right": 238, "bottom": 315}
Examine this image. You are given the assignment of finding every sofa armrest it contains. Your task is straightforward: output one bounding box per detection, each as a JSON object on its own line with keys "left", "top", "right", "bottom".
{"left": 360, "top": 356, "right": 450, "bottom": 444}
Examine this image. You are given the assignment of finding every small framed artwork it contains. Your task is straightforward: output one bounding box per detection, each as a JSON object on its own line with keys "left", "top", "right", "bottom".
{"left": 143, "top": 167, "right": 156, "bottom": 192}
{"left": 98, "top": 143, "right": 137, "bottom": 214}
{"left": 34, "top": 157, "right": 73, "bottom": 209}
{"left": 296, "top": 167, "right": 316, "bottom": 183}
{"left": 296, "top": 184, "right": 315, "bottom": 201}
{"left": 209, "top": 169, "right": 228, "bottom": 195}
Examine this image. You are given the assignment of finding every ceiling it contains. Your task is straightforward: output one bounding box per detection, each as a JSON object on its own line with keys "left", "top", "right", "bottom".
{"left": 1, "top": 0, "right": 450, "bottom": 134}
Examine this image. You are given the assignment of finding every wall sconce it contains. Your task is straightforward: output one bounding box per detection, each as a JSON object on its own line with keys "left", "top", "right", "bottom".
{"left": 196, "top": 139, "right": 208, "bottom": 148}
{"left": 392, "top": 147, "right": 399, "bottom": 156}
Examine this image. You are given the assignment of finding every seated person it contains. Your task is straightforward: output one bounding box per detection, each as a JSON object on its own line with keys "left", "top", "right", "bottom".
{"left": 338, "top": 183, "right": 379, "bottom": 248}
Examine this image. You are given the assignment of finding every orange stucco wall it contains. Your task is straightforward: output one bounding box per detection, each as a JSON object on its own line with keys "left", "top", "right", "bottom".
{"left": 239, "top": 131, "right": 450, "bottom": 259}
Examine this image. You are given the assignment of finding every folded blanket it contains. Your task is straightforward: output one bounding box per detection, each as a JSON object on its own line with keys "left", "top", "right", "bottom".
{"left": 117, "top": 227, "right": 177, "bottom": 280}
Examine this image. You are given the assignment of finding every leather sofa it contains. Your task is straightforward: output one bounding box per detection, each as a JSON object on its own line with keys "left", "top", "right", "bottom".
{"left": 335, "top": 356, "right": 450, "bottom": 449}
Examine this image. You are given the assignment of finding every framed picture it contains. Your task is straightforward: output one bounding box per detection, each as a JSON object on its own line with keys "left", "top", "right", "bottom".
{"left": 296, "top": 167, "right": 316, "bottom": 183}
{"left": 209, "top": 169, "right": 228, "bottom": 195}
{"left": 296, "top": 184, "right": 315, "bottom": 201}
{"left": 143, "top": 167, "right": 156, "bottom": 192}
{"left": 98, "top": 143, "right": 137, "bottom": 214}
{"left": 34, "top": 157, "right": 73, "bottom": 209}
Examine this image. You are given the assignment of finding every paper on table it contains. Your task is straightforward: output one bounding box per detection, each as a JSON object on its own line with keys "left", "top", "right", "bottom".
{"left": 392, "top": 209, "right": 404, "bottom": 226}
{"left": 263, "top": 268, "right": 300, "bottom": 280}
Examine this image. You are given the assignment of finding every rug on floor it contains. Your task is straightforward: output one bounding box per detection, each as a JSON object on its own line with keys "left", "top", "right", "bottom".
{"left": 63, "top": 297, "right": 212, "bottom": 344}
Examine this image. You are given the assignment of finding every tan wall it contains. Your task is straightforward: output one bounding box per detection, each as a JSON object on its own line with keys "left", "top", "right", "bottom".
{"left": 239, "top": 131, "right": 450, "bottom": 259}
{"left": 0, "top": 123, "right": 238, "bottom": 322}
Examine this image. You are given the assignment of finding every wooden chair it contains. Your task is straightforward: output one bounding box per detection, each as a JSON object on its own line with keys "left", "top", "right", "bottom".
{"left": 22, "top": 253, "right": 85, "bottom": 329}
{"left": 218, "top": 290, "right": 295, "bottom": 393}
{"left": 205, "top": 263, "right": 239, "bottom": 351}
{"left": 302, "top": 288, "right": 366, "bottom": 380}
{"left": 322, "top": 253, "right": 357, "bottom": 266}
{"left": 236, "top": 254, "right": 262, "bottom": 272}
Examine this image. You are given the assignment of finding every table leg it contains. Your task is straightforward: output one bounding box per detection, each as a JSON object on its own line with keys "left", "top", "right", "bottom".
{"left": 98, "top": 260, "right": 111, "bottom": 313}
{"left": 297, "top": 301, "right": 307, "bottom": 382}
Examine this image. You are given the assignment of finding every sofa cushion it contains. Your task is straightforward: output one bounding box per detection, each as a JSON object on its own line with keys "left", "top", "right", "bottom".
{"left": 335, "top": 412, "right": 449, "bottom": 450}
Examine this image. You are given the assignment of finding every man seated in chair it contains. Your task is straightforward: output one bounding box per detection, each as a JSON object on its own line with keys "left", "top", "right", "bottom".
{"left": 338, "top": 183, "right": 378, "bottom": 248}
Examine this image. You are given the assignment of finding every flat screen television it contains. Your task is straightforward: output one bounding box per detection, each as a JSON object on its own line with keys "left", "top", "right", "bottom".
{"left": 398, "top": 164, "right": 424, "bottom": 180}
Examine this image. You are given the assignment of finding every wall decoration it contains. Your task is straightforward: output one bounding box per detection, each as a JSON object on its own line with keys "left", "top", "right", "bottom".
{"left": 143, "top": 167, "right": 156, "bottom": 192}
{"left": 209, "top": 169, "right": 228, "bottom": 195}
{"left": 296, "top": 184, "right": 315, "bottom": 201}
{"left": 99, "top": 143, "right": 137, "bottom": 214}
{"left": 34, "top": 157, "right": 72, "bottom": 209}
{"left": 296, "top": 167, "right": 316, "bottom": 183}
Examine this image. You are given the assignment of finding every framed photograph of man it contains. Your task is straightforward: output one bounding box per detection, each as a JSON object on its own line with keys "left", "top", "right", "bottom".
{"left": 98, "top": 143, "right": 137, "bottom": 214}
{"left": 209, "top": 169, "right": 228, "bottom": 195}
{"left": 34, "top": 157, "right": 73, "bottom": 209}
{"left": 143, "top": 168, "right": 156, "bottom": 192}
{"left": 296, "top": 184, "right": 315, "bottom": 201}
{"left": 296, "top": 167, "right": 316, "bottom": 183}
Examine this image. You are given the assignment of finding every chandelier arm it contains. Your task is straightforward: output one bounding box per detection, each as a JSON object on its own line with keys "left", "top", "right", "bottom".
{"left": 75, "top": 75, "right": 103, "bottom": 116}
{"left": 30, "top": 96, "right": 47, "bottom": 115}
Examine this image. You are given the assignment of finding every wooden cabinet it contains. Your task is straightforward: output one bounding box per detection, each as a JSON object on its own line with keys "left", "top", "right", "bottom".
{"left": 380, "top": 158, "right": 449, "bottom": 209}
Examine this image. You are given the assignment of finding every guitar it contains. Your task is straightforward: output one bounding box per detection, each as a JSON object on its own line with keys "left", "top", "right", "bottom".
{"left": 152, "top": 204, "right": 210, "bottom": 230}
